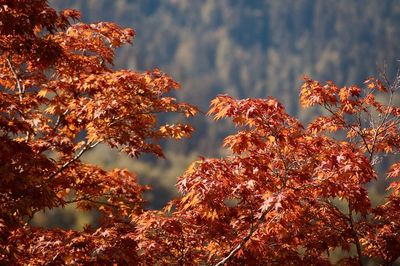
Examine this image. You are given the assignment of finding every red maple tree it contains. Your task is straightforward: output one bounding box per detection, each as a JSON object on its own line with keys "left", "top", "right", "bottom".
{"left": 0, "top": 1, "right": 196, "bottom": 264}
{"left": 1, "top": 1, "right": 400, "bottom": 265}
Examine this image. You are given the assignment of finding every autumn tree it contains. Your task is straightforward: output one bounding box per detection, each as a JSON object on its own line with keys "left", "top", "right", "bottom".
{"left": 146, "top": 75, "right": 400, "bottom": 265}
{"left": 0, "top": 0, "right": 196, "bottom": 264}
{"left": 2, "top": 1, "right": 400, "bottom": 266}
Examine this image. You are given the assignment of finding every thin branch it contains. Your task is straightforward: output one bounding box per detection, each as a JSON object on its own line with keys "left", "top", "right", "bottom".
{"left": 65, "top": 197, "right": 120, "bottom": 209}
{"left": 6, "top": 56, "right": 23, "bottom": 102}
{"left": 368, "top": 84, "right": 395, "bottom": 163}
{"left": 6, "top": 56, "right": 31, "bottom": 141}
{"left": 215, "top": 128, "right": 291, "bottom": 265}
{"left": 214, "top": 208, "right": 275, "bottom": 266}
{"left": 348, "top": 202, "right": 364, "bottom": 266}
{"left": 54, "top": 109, "right": 70, "bottom": 129}
{"left": 323, "top": 103, "right": 377, "bottom": 160}
{"left": 322, "top": 199, "right": 351, "bottom": 223}
{"left": 107, "top": 111, "right": 161, "bottom": 127}
{"left": 48, "top": 140, "right": 101, "bottom": 180}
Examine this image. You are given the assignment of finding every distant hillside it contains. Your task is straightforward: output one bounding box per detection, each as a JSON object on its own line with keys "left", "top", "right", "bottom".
{"left": 52, "top": 0, "right": 400, "bottom": 154}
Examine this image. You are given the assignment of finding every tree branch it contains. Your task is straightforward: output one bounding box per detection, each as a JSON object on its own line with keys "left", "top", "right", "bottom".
{"left": 6, "top": 56, "right": 23, "bottom": 102}
{"left": 368, "top": 98, "right": 393, "bottom": 163}
{"left": 65, "top": 196, "right": 120, "bottom": 209}
{"left": 348, "top": 202, "right": 364, "bottom": 266}
{"left": 214, "top": 208, "right": 275, "bottom": 266}
{"left": 48, "top": 140, "right": 101, "bottom": 180}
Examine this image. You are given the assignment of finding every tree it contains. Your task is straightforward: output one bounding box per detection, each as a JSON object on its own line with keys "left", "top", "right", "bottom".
{"left": 0, "top": 1, "right": 196, "bottom": 264}
{"left": 158, "top": 76, "right": 400, "bottom": 265}
{"left": 2, "top": 1, "right": 400, "bottom": 265}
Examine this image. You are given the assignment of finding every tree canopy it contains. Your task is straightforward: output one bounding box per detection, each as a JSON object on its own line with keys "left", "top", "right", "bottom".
{"left": 1, "top": 1, "right": 400, "bottom": 265}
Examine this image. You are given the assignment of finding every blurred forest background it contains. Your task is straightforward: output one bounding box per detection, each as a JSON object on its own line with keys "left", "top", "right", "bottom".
{"left": 33, "top": 0, "right": 400, "bottom": 230}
